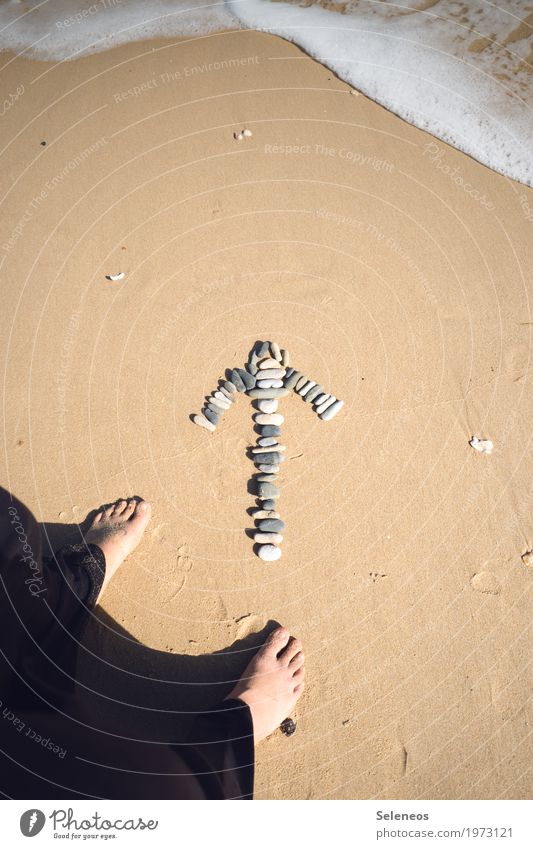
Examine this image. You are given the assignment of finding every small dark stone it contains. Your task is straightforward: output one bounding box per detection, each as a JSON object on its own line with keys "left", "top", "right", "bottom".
{"left": 259, "top": 425, "right": 281, "bottom": 437}
{"left": 254, "top": 452, "right": 284, "bottom": 465}
{"left": 235, "top": 368, "right": 255, "bottom": 389}
{"left": 262, "top": 499, "right": 276, "bottom": 510}
{"left": 207, "top": 403, "right": 224, "bottom": 416}
{"left": 246, "top": 361, "right": 258, "bottom": 375}
{"left": 284, "top": 367, "right": 295, "bottom": 380}
{"left": 258, "top": 341, "right": 270, "bottom": 358}
{"left": 257, "top": 518, "right": 285, "bottom": 533}
{"left": 280, "top": 717, "right": 297, "bottom": 737}
{"left": 203, "top": 408, "right": 219, "bottom": 425}
{"left": 229, "top": 369, "right": 245, "bottom": 391}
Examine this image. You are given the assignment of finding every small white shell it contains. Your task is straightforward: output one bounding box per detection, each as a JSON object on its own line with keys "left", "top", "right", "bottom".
{"left": 234, "top": 132, "right": 243, "bottom": 141}
{"left": 105, "top": 272, "right": 125, "bottom": 281}
{"left": 242, "top": 128, "right": 253, "bottom": 137}
{"left": 469, "top": 436, "right": 493, "bottom": 454}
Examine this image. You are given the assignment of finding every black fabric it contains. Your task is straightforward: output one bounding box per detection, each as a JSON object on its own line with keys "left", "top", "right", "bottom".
{"left": 0, "top": 489, "right": 254, "bottom": 799}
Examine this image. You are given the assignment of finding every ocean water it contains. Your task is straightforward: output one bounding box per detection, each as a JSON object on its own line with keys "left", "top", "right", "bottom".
{"left": 1, "top": 0, "right": 531, "bottom": 186}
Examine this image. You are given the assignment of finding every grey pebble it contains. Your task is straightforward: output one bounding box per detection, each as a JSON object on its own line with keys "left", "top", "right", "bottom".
{"left": 270, "top": 341, "right": 282, "bottom": 360}
{"left": 262, "top": 499, "right": 276, "bottom": 510}
{"left": 316, "top": 395, "right": 336, "bottom": 415}
{"left": 284, "top": 367, "right": 294, "bottom": 380}
{"left": 193, "top": 413, "right": 215, "bottom": 432}
{"left": 256, "top": 368, "right": 285, "bottom": 380}
{"left": 320, "top": 399, "right": 344, "bottom": 420}
{"left": 259, "top": 425, "right": 281, "bottom": 437}
{"left": 305, "top": 384, "right": 324, "bottom": 403}
{"left": 254, "top": 532, "right": 283, "bottom": 545}
{"left": 254, "top": 452, "right": 284, "bottom": 465}
{"left": 258, "top": 437, "right": 277, "bottom": 446}
{"left": 281, "top": 349, "right": 290, "bottom": 367}
{"left": 247, "top": 388, "right": 289, "bottom": 399}
{"left": 257, "top": 379, "right": 284, "bottom": 389}
{"left": 235, "top": 368, "right": 255, "bottom": 389}
{"left": 223, "top": 380, "right": 237, "bottom": 394}
{"left": 246, "top": 361, "right": 258, "bottom": 376}
{"left": 284, "top": 369, "right": 301, "bottom": 390}
{"left": 203, "top": 408, "right": 219, "bottom": 425}
{"left": 229, "top": 369, "right": 245, "bottom": 391}
{"left": 207, "top": 403, "right": 223, "bottom": 417}
{"left": 256, "top": 473, "right": 277, "bottom": 482}
{"left": 298, "top": 380, "right": 316, "bottom": 397}
{"left": 257, "top": 481, "right": 279, "bottom": 499}
{"left": 257, "top": 464, "right": 279, "bottom": 473}
{"left": 258, "top": 341, "right": 270, "bottom": 358}
{"left": 219, "top": 386, "right": 235, "bottom": 402}
{"left": 257, "top": 518, "right": 285, "bottom": 533}
{"left": 314, "top": 393, "right": 330, "bottom": 405}
{"left": 252, "top": 509, "right": 280, "bottom": 519}
{"left": 295, "top": 374, "right": 308, "bottom": 391}
{"left": 257, "top": 544, "right": 282, "bottom": 562}
{"left": 209, "top": 395, "right": 230, "bottom": 410}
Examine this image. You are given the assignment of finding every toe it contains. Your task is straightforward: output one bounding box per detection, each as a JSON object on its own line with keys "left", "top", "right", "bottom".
{"left": 281, "top": 637, "right": 302, "bottom": 664}
{"left": 93, "top": 511, "right": 104, "bottom": 523}
{"left": 122, "top": 499, "right": 136, "bottom": 519}
{"left": 292, "top": 666, "right": 305, "bottom": 683}
{"left": 103, "top": 504, "right": 115, "bottom": 518}
{"left": 289, "top": 651, "right": 305, "bottom": 670}
{"left": 265, "top": 626, "right": 290, "bottom": 657}
{"left": 134, "top": 500, "right": 151, "bottom": 520}
{"left": 112, "top": 499, "right": 128, "bottom": 516}
{"left": 294, "top": 682, "right": 304, "bottom": 694}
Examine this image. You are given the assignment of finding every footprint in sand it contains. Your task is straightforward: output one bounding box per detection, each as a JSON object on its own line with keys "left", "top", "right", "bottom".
{"left": 234, "top": 612, "right": 264, "bottom": 640}
{"left": 470, "top": 572, "right": 501, "bottom": 595}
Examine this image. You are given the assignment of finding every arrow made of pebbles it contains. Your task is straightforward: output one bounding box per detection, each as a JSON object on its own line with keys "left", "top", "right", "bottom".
{"left": 192, "top": 340, "right": 344, "bottom": 560}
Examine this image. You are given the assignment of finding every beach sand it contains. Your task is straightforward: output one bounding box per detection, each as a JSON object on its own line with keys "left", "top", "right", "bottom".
{"left": 0, "top": 30, "right": 531, "bottom": 799}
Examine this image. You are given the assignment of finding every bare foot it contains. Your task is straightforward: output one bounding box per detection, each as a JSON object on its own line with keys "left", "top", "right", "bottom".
{"left": 85, "top": 498, "right": 151, "bottom": 601}
{"left": 227, "top": 627, "right": 305, "bottom": 743}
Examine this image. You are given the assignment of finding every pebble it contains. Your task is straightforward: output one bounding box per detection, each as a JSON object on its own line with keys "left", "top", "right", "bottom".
{"left": 229, "top": 369, "right": 246, "bottom": 391}
{"left": 208, "top": 397, "right": 230, "bottom": 411}
{"left": 219, "top": 386, "right": 235, "bottom": 402}
{"left": 320, "top": 399, "right": 344, "bottom": 420}
{"left": 258, "top": 357, "right": 279, "bottom": 370}
{"left": 211, "top": 393, "right": 231, "bottom": 409}
{"left": 295, "top": 374, "right": 308, "bottom": 391}
{"left": 259, "top": 425, "right": 281, "bottom": 437}
{"left": 281, "top": 349, "right": 290, "bottom": 367}
{"left": 254, "top": 532, "right": 283, "bottom": 544}
{"left": 252, "top": 509, "right": 280, "bottom": 519}
{"left": 254, "top": 452, "right": 284, "bottom": 464}
{"left": 257, "top": 341, "right": 270, "bottom": 358}
{"left": 270, "top": 341, "right": 282, "bottom": 360}
{"left": 203, "top": 407, "right": 219, "bottom": 425}
{"left": 522, "top": 550, "right": 533, "bottom": 567}
{"left": 305, "top": 384, "right": 324, "bottom": 403}
{"left": 256, "top": 473, "right": 277, "bottom": 482}
{"left": 223, "top": 380, "right": 237, "bottom": 394}
{"left": 235, "top": 368, "right": 255, "bottom": 389}
{"left": 257, "top": 379, "right": 284, "bottom": 389}
{"left": 254, "top": 413, "right": 284, "bottom": 426}
{"left": 314, "top": 393, "right": 330, "bottom": 405}
{"left": 257, "top": 481, "right": 279, "bottom": 499}
{"left": 248, "top": 388, "right": 289, "bottom": 399}
{"left": 262, "top": 499, "right": 276, "bottom": 510}
{"left": 258, "top": 436, "right": 277, "bottom": 446}
{"left": 250, "top": 345, "right": 260, "bottom": 365}
{"left": 284, "top": 369, "right": 301, "bottom": 390}
{"left": 280, "top": 717, "right": 297, "bottom": 736}
{"left": 257, "top": 544, "right": 282, "bottom": 561}
{"left": 252, "top": 445, "right": 286, "bottom": 455}
{"left": 298, "top": 380, "right": 316, "bottom": 397}
{"left": 256, "top": 368, "right": 286, "bottom": 380}
{"left": 257, "top": 518, "right": 285, "bottom": 533}
{"left": 193, "top": 413, "right": 215, "bottom": 432}
{"left": 257, "top": 464, "right": 279, "bottom": 473}
{"left": 246, "top": 361, "right": 258, "bottom": 376}
{"left": 258, "top": 399, "right": 278, "bottom": 414}
{"left": 469, "top": 436, "right": 493, "bottom": 454}
{"left": 207, "top": 403, "right": 224, "bottom": 417}
{"left": 242, "top": 128, "right": 253, "bottom": 138}
{"left": 316, "top": 395, "right": 336, "bottom": 415}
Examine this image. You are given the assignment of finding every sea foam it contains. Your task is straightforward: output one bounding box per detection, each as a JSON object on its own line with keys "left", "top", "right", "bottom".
{"left": 0, "top": 0, "right": 531, "bottom": 186}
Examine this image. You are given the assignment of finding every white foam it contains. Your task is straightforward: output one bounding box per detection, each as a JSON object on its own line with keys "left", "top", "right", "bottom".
{"left": 1, "top": 0, "right": 531, "bottom": 185}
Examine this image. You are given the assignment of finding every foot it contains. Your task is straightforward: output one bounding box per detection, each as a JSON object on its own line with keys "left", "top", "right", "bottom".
{"left": 85, "top": 498, "right": 151, "bottom": 600}
{"left": 227, "top": 627, "right": 305, "bottom": 743}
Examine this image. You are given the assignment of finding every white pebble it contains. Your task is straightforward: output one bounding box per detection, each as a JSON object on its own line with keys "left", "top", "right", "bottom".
{"left": 214, "top": 390, "right": 233, "bottom": 404}
{"left": 316, "top": 395, "right": 336, "bottom": 415}
{"left": 270, "top": 342, "right": 282, "bottom": 360}
{"left": 242, "top": 128, "right": 253, "bottom": 137}
{"left": 252, "top": 509, "right": 280, "bottom": 519}
{"left": 314, "top": 393, "right": 330, "bottom": 406}
{"left": 257, "top": 379, "right": 283, "bottom": 388}
{"left": 255, "top": 532, "right": 283, "bottom": 544}
{"left": 258, "top": 399, "right": 278, "bottom": 413}
{"left": 258, "top": 544, "right": 282, "bottom": 561}
{"left": 254, "top": 413, "right": 284, "bottom": 425}
{"left": 298, "top": 380, "right": 316, "bottom": 396}
{"left": 234, "top": 132, "right": 243, "bottom": 140}
{"left": 258, "top": 358, "right": 280, "bottom": 370}
{"left": 320, "top": 399, "right": 344, "bottom": 421}
{"left": 193, "top": 414, "right": 215, "bottom": 432}
{"left": 469, "top": 436, "right": 493, "bottom": 454}
{"left": 252, "top": 444, "right": 286, "bottom": 453}
{"left": 105, "top": 272, "right": 125, "bottom": 281}
{"left": 208, "top": 395, "right": 230, "bottom": 410}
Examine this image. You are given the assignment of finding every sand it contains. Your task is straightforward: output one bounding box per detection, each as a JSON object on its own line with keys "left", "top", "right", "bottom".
{"left": 0, "top": 30, "right": 531, "bottom": 800}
